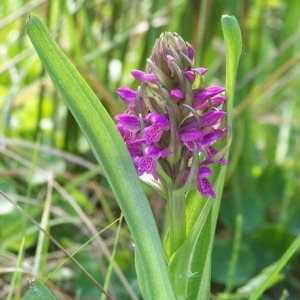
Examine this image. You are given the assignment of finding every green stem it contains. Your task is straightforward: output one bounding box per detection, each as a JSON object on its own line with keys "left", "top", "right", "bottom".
{"left": 168, "top": 187, "right": 186, "bottom": 256}
{"left": 225, "top": 214, "right": 243, "bottom": 293}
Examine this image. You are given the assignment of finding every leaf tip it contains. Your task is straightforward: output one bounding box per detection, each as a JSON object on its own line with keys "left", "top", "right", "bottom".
{"left": 26, "top": 14, "right": 32, "bottom": 27}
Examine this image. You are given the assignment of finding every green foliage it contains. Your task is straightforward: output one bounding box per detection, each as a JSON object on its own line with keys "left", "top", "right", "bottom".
{"left": 22, "top": 280, "right": 56, "bottom": 300}
{"left": 26, "top": 13, "right": 175, "bottom": 300}
{"left": 1, "top": 0, "right": 300, "bottom": 299}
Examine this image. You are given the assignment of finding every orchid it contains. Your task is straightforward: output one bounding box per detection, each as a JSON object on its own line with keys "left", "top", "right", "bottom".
{"left": 115, "top": 32, "right": 228, "bottom": 201}
{"left": 27, "top": 14, "right": 242, "bottom": 299}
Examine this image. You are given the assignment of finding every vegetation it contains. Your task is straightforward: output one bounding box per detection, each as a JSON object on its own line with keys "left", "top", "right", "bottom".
{"left": 0, "top": 0, "right": 299, "bottom": 299}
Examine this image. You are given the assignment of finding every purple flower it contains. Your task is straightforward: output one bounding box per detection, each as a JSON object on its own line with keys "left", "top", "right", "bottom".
{"left": 117, "top": 87, "right": 137, "bottom": 107}
{"left": 184, "top": 71, "right": 196, "bottom": 82}
{"left": 193, "top": 86, "right": 225, "bottom": 109}
{"left": 167, "top": 55, "right": 175, "bottom": 75}
{"left": 115, "top": 32, "right": 228, "bottom": 199}
{"left": 170, "top": 88, "right": 184, "bottom": 101}
{"left": 187, "top": 46, "right": 194, "bottom": 61}
{"left": 198, "top": 177, "right": 216, "bottom": 198}
{"left": 144, "top": 113, "right": 170, "bottom": 144}
{"left": 131, "top": 70, "right": 157, "bottom": 83}
{"left": 179, "top": 129, "right": 204, "bottom": 152}
{"left": 194, "top": 67, "right": 208, "bottom": 75}
{"left": 146, "top": 112, "right": 170, "bottom": 129}
{"left": 200, "top": 110, "right": 226, "bottom": 128}
{"left": 127, "top": 141, "right": 143, "bottom": 158}
{"left": 196, "top": 95, "right": 226, "bottom": 111}
{"left": 202, "top": 128, "right": 227, "bottom": 147}
{"left": 205, "top": 146, "right": 228, "bottom": 165}
{"left": 134, "top": 146, "right": 171, "bottom": 180}
{"left": 196, "top": 167, "right": 215, "bottom": 198}
{"left": 114, "top": 114, "right": 140, "bottom": 132}
{"left": 116, "top": 123, "right": 137, "bottom": 143}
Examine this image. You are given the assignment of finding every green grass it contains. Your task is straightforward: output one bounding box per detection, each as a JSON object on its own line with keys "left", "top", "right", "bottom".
{"left": 1, "top": 0, "right": 300, "bottom": 299}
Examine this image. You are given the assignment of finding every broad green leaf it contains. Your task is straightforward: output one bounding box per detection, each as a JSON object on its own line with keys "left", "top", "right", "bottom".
{"left": 26, "top": 14, "right": 175, "bottom": 299}
{"left": 168, "top": 197, "right": 212, "bottom": 299}
{"left": 22, "top": 280, "right": 56, "bottom": 300}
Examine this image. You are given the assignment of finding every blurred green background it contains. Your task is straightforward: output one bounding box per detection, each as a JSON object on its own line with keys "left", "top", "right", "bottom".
{"left": 0, "top": 0, "right": 299, "bottom": 299}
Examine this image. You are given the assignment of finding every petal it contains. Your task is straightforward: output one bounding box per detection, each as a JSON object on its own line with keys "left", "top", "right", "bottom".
{"left": 180, "top": 128, "right": 204, "bottom": 151}
{"left": 136, "top": 155, "right": 158, "bottom": 180}
{"left": 144, "top": 125, "right": 164, "bottom": 144}
{"left": 131, "top": 70, "right": 157, "bottom": 83}
{"left": 170, "top": 88, "right": 184, "bottom": 101}
{"left": 193, "top": 86, "right": 225, "bottom": 109}
{"left": 211, "top": 95, "right": 226, "bottom": 107}
{"left": 202, "top": 129, "right": 227, "bottom": 146}
{"left": 205, "top": 147, "right": 228, "bottom": 165}
{"left": 160, "top": 148, "right": 172, "bottom": 158}
{"left": 115, "top": 114, "right": 140, "bottom": 131}
{"left": 201, "top": 110, "right": 226, "bottom": 127}
{"left": 179, "top": 120, "right": 198, "bottom": 132}
{"left": 145, "top": 146, "right": 171, "bottom": 159}
{"left": 206, "top": 86, "right": 226, "bottom": 94}
{"left": 184, "top": 68, "right": 207, "bottom": 83}
{"left": 145, "top": 145, "right": 160, "bottom": 157}
{"left": 194, "top": 67, "right": 208, "bottom": 75}
{"left": 117, "top": 87, "right": 137, "bottom": 107}
{"left": 180, "top": 129, "right": 203, "bottom": 142}
{"left": 116, "top": 123, "right": 136, "bottom": 142}
{"left": 184, "top": 71, "right": 195, "bottom": 82}
{"left": 179, "top": 130, "right": 203, "bottom": 152}
{"left": 167, "top": 55, "right": 175, "bottom": 75}
{"left": 198, "top": 166, "right": 212, "bottom": 179}
{"left": 198, "top": 177, "right": 216, "bottom": 198}
{"left": 195, "top": 95, "right": 226, "bottom": 111}
{"left": 127, "top": 144, "right": 143, "bottom": 157}
{"left": 187, "top": 45, "right": 195, "bottom": 61}
{"left": 146, "top": 112, "right": 170, "bottom": 129}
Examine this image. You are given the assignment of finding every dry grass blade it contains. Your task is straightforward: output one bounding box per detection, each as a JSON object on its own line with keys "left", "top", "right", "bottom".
{"left": 0, "top": 190, "right": 113, "bottom": 300}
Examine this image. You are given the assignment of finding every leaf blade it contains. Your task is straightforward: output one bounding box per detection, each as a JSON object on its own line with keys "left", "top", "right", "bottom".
{"left": 22, "top": 281, "right": 56, "bottom": 300}
{"left": 26, "top": 14, "right": 175, "bottom": 299}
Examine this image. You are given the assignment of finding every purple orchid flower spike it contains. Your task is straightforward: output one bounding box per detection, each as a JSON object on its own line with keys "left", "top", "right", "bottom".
{"left": 115, "top": 32, "right": 227, "bottom": 200}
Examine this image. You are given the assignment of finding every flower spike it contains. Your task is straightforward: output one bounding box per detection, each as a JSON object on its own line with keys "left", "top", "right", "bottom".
{"left": 115, "top": 32, "right": 227, "bottom": 199}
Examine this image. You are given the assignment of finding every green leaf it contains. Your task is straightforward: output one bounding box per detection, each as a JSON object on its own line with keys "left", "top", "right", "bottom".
{"left": 26, "top": 14, "right": 175, "bottom": 299}
{"left": 248, "top": 234, "right": 300, "bottom": 300}
{"left": 221, "top": 15, "right": 243, "bottom": 126}
{"left": 216, "top": 233, "right": 300, "bottom": 300}
{"left": 22, "top": 281, "right": 56, "bottom": 300}
{"left": 212, "top": 238, "right": 256, "bottom": 286}
{"left": 168, "top": 195, "right": 213, "bottom": 299}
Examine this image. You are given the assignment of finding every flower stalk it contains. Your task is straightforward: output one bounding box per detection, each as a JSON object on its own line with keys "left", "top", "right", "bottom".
{"left": 168, "top": 188, "right": 186, "bottom": 255}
